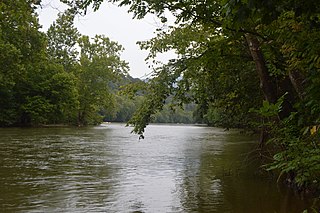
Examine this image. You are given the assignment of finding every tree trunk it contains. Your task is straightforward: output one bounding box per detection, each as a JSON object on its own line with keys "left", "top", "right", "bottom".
{"left": 245, "top": 34, "right": 295, "bottom": 120}
{"left": 245, "top": 34, "right": 278, "bottom": 104}
{"left": 288, "top": 70, "right": 305, "bottom": 100}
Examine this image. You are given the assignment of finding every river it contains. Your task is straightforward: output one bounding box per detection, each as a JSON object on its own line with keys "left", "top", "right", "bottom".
{"left": 0, "top": 123, "right": 317, "bottom": 212}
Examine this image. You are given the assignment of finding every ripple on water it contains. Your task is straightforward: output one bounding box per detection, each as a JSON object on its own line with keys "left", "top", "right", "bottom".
{"left": 0, "top": 124, "right": 316, "bottom": 213}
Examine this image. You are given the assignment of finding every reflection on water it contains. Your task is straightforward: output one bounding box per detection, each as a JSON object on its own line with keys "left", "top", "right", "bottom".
{"left": 0, "top": 124, "right": 317, "bottom": 212}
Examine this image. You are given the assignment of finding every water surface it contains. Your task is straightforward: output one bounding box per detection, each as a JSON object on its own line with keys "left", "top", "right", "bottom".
{"left": 0, "top": 124, "right": 316, "bottom": 212}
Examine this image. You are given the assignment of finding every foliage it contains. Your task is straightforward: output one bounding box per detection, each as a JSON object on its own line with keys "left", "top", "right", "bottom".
{"left": 154, "top": 103, "right": 195, "bottom": 124}
{"left": 75, "top": 35, "right": 128, "bottom": 125}
{"left": 0, "top": 1, "right": 128, "bottom": 126}
{"left": 128, "top": 23, "right": 262, "bottom": 134}
{"left": 0, "top": 0, "right": 55, "bottom": 126}
{"left": 251, "top": 93, "right": 320, "bottom": 190}
{"left": 104, "top": 86, "right": 196, "bottom": 124}
{"left": 105, "top": 95, "right": 142, "bottom": 122}
{"left": 45, "top": 9, "right": 130, "bottom": 125}
{"left": 46, "top": 9, "right": 80, "bottom": 72}
{"left": 265, "top": 116, "right": 320, "bottom": 190}
{"left": 127, "top": 65, "right": 177, "bottom": 136}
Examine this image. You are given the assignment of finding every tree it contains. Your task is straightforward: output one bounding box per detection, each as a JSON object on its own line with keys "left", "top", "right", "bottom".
{"left": 76, "top": 35, "right": 129, "bottom": 125}
{"left": 127, "top": 22, "right": 262, "bottom": 133}
{"left": 0, "top": 0, "right": 54, "bottom": 125}
{"left": 46, "top": 9, "right": 80, "bottom": 72}
{"left": 46, "top": 9, "right": 129, "bottom": 125}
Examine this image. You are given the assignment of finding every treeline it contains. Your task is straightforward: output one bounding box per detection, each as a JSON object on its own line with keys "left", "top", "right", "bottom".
{"left": 106, "top": 91, "right": 196, "bottom": 124}
{"left": 0, "top": 1, "right": 130, "bottom": 126}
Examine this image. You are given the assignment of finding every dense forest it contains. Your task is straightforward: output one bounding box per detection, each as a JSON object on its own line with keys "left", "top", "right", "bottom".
{"left": 0, "top": 1, "right": 130, "bottom": 126}
{"left": 1, "top": 0, "right": 319, "bottom": 196}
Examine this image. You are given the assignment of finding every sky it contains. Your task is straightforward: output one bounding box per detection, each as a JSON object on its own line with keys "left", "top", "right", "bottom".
{"left": 37, "top": 0, "right": 174, "bottom": 78}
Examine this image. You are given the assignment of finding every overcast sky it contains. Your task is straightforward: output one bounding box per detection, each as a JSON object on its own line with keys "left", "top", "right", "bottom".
{"left": 37, "top": 0, "right": 173, "bottom": 78}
